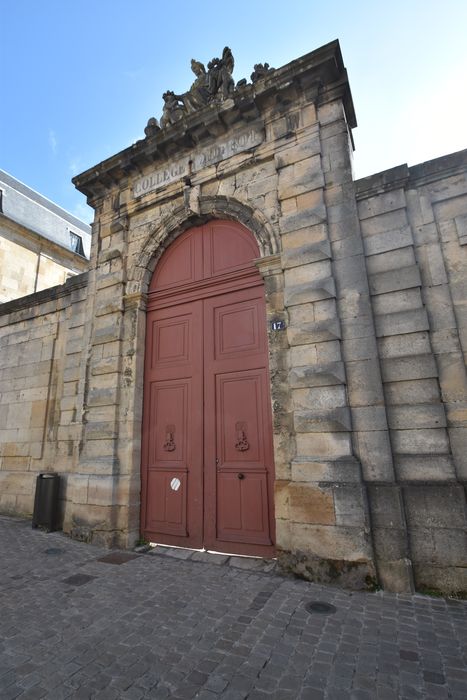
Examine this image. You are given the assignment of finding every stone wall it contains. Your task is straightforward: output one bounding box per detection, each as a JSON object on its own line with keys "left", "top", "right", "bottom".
{"left": 0, "top": 274, "right": 88, "bottom": 520}
{"left": 355, "top": 150, "right": 467, "bottom": 593}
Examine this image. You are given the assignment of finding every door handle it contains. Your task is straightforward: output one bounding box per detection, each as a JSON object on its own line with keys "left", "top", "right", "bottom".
{"left": 237, "top": 473, "right": 245, "bottom": 480}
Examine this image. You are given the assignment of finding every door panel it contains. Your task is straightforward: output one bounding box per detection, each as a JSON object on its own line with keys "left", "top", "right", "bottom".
{"left": 141, "top": 301, "right": 203, "bottom": 548}
{"left": 214, "top": 299, "right": 262, "bottom": 360}
{"left": 217, "top": 471, "right": 270, "bottom": 544}
{"left": 216, "top": 371, "right": 263, "bottom": 466}
{"left": 146, "top": 469, "right": 188, "bottom": 537}
{"left": 204, "top": 288, "right": 275, "bottom": 555}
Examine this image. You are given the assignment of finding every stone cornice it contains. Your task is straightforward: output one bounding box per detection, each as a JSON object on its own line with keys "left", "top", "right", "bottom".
{"left": 0, "top": 271, "right": 89, "bottom": 317}
{"left": 73, "top": 40, "right": 355, "bottom": 203}
{"left": 355, "top": 148, "right": 467, "bottom": 200}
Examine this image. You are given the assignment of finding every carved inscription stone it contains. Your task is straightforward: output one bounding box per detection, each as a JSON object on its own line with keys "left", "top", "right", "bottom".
{"left": 133, "top": 126, "right": 263, "bottom": 198}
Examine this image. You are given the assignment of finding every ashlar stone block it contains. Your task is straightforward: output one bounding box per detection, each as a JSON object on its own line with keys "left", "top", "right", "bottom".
{"left": 289, "top": 360, "right": 346, "bottom": 388}
{"left": 274, "top": 133, "right": 321, "bottom": 169}
{"left": 363, "top": 226, "right": 413, "bottom": 256}
{"left": 381, "top": 353, "right": 438, "bottom": 382}
{"left": 377, "top": 331, "right": 431, "bottom": 359}
{"left": 292, "top": 384, "right": 348, "bottom": 410}
{"left": 354, "top": 430, "right": 394, "bottom": 481}
{"left": 296, "top": 431, "right": 353, "bottom": 459}
{"left": 391, "top": 428, "right": 450, "bottom": 454}
{"left": 291, "top": 458, "right": 362, "bottom": 483}
{"left": 345, "top": 358, "right": 385, "bottom": 406}
{"left": 284, "top": 259, "right": 331, "bottom": 287}
{"left": 284, "top": 276, "right": 336, "bottom": 306}
{"left": 333, "top": 485, "right": 368, "bottom": 526}
{"left": 384, "top": 377, "right": 441, "bottom": 406}
{"left": 278, "top": 155, "right": 324, "bottom": 199}
{"left": 288, "top": 483, "right": 335, "bottom": 525}
{"left": 281, "top": 239, "right": 331, "bottom": 269}
{"left": 369, "top": 265, "right": 421, "bottom": 296}
{"left": 387, "top": 404, "right": 446, "bottom": 430}
{"left": 403, "top": 484, "right": 466, "bottom": 528}
{"left": 365, "top": 245, "right": 415, "bottom": 275}
{"left": 289, "top": 522, "right": 373, "bottom": 561}
{"left": 294, "top": 407, "right": 352, "bottom": 432}
{"left": 357, "top": 189, "right": 406, "bottom": 220}
{"left": 375, "top": 307, "right": 429, "bottom": 337}
{"left": 279, "top": 200, "right": 327, "bottom": 234}
{"left": 394, "top": 454, "right": 456, "bottom": 481}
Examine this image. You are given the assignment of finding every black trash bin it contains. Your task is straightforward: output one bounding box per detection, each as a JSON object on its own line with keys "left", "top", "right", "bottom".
{"left": 32, "top": 473, "right": 60, "bottom": 532}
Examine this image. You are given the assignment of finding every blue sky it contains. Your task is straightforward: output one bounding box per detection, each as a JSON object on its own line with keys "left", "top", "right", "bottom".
{"left": 1, "top": 0, "right": 466, "bottom": 223}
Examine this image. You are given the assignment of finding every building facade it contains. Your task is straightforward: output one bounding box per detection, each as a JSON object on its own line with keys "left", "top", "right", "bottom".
{"left": 0, "top": 169, "right": 91, "bottom": 303}
{"left": 0, "top": 41, "right": 465, "bottom": 594}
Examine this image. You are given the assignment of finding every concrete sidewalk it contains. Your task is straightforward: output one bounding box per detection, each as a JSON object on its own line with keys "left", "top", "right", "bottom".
{"left": 0, "top": 515, "right": 466, "bottom": 700}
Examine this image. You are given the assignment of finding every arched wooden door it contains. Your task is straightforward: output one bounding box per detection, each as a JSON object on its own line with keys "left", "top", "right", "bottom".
{"left": 141, "top": 220, "right": 275, "bottom": 557}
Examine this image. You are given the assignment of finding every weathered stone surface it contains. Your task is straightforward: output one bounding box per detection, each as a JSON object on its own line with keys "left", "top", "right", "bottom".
{"left": 294, "top": 407, "right": 352, "bottom": 432}
{"left": 350, "top": 405, "right": 388, "bottom": 431}
{"left": 375, "top": 307, "right": 429, "bottom": 337}
{"left": 403, "top": 484, "right": 466, "bottom": 528}
{"left": 384, "top": 377, "right": 441, "bottom": 405}
{"left": 363, "top": 226, "right": 413, "bottom": 256}
{"left": 288, "top": 522, "right": 373, "bottom": 561}
{"left": 290, "top": 339, "right": 341, "bottom": 367}
{"left": 278, "top": 155, "right": 324, "bottom": 199}
{"left": 381, "top": 353, "right": 438, "bottom": 382}
{"left": 354, "top": 430, "right": 394, "bottom": 481}
{"left": 357, "top": 188, "right": 406, "bottom": 220}
{"left": 366, "top": 245, "right": 415, "bottom": 275}
{"left": 296, "top": 431, "right": 353, "bottom": 459}
{"left": 284, "top": 276, "right": 336, "bottom": 306}
{"left": 277, "top": 549, "right": 375, "bottom": 590}
{"left": 287, "top": 317, "right": 341, "bottom": 346}
{"left": 291, "top": 458, "right": 362, "bottom": 483}
{"left": 281, "top": 239, "right": 331, "bottom": 268}
{"left": 377, "top": 331, "right": 431, "bottom": 358}
{"left": 394, "top": 454, "right": 456, "bottom": 481}
{"left": 288, "top": 482, "right": 335, "bottom": 525}
{"left": 369, "top": 264, "right": 421, "bottom": 296}
{"left": 289, "top": 361, "right": 345, "bottom": 388}
{"left": 387, "top": 403, "right": 447, "bottom": 429}
{"left": 392, "top": 428, "right": 450, "bottom": 454}
{"left": 279, "top": 201, "right": 327, "bottom": 234}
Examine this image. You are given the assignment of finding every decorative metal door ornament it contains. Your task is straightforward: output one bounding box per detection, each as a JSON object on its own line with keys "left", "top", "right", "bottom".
{"left": 163, "top": 425, "right": 176, "bottom": 452}
{"left": 235, "top": 422, "right": 250, "bottom": 451}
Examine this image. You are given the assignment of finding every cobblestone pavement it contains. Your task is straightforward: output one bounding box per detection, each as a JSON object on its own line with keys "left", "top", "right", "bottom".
{"left": 1, "top": 515, "right": 466, "bottom": 700}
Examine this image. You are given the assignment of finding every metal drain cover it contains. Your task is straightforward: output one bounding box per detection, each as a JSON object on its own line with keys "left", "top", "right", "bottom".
{"left": 304, "top": 601, "right": 337, "bottom": 615}
{"left": 44, "top": 548, "right": 64, "bottom": 556}
{"left": 62, "top": 574, "right": 97, "bottom": 586}
{"left": 97, "top": 552, "right": 140, "bottom": 565}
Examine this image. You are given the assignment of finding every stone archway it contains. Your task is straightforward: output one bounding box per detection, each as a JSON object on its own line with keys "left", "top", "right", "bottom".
{"left": 127, "top": 195, "right": 280, "bottom": 297}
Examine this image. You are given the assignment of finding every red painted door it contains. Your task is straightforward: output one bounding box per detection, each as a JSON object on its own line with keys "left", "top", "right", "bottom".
{"left": 141, "top": 221, "right": 275, "bottom": 556}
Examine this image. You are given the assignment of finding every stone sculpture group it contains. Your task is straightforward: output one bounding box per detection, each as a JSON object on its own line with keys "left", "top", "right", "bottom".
{"left": 144, "top": 47, "right": 273, "bottom": 135}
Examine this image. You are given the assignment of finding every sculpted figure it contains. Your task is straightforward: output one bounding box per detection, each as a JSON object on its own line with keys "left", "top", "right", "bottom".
{"left": 160, "top": 91, "right": 185, "bottom": 129}
{"left": 158, "top": 47, "right": 236, "bottom": 129}
{"left": 144, "top": 117, "right": 160, "bottom": 137}
{"left": 251, "top": 63, "right": 273, "bottom": 83}
{"left": 207, "top": 47, "right": 235, "bottom": 100}
{"left": 177, "top": 59, "right": 210, "bottom": 113}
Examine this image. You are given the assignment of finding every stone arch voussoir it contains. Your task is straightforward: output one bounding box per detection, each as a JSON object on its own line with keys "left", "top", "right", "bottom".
{"left": 128, "top": 196, "right": 279, "bottom": 295}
